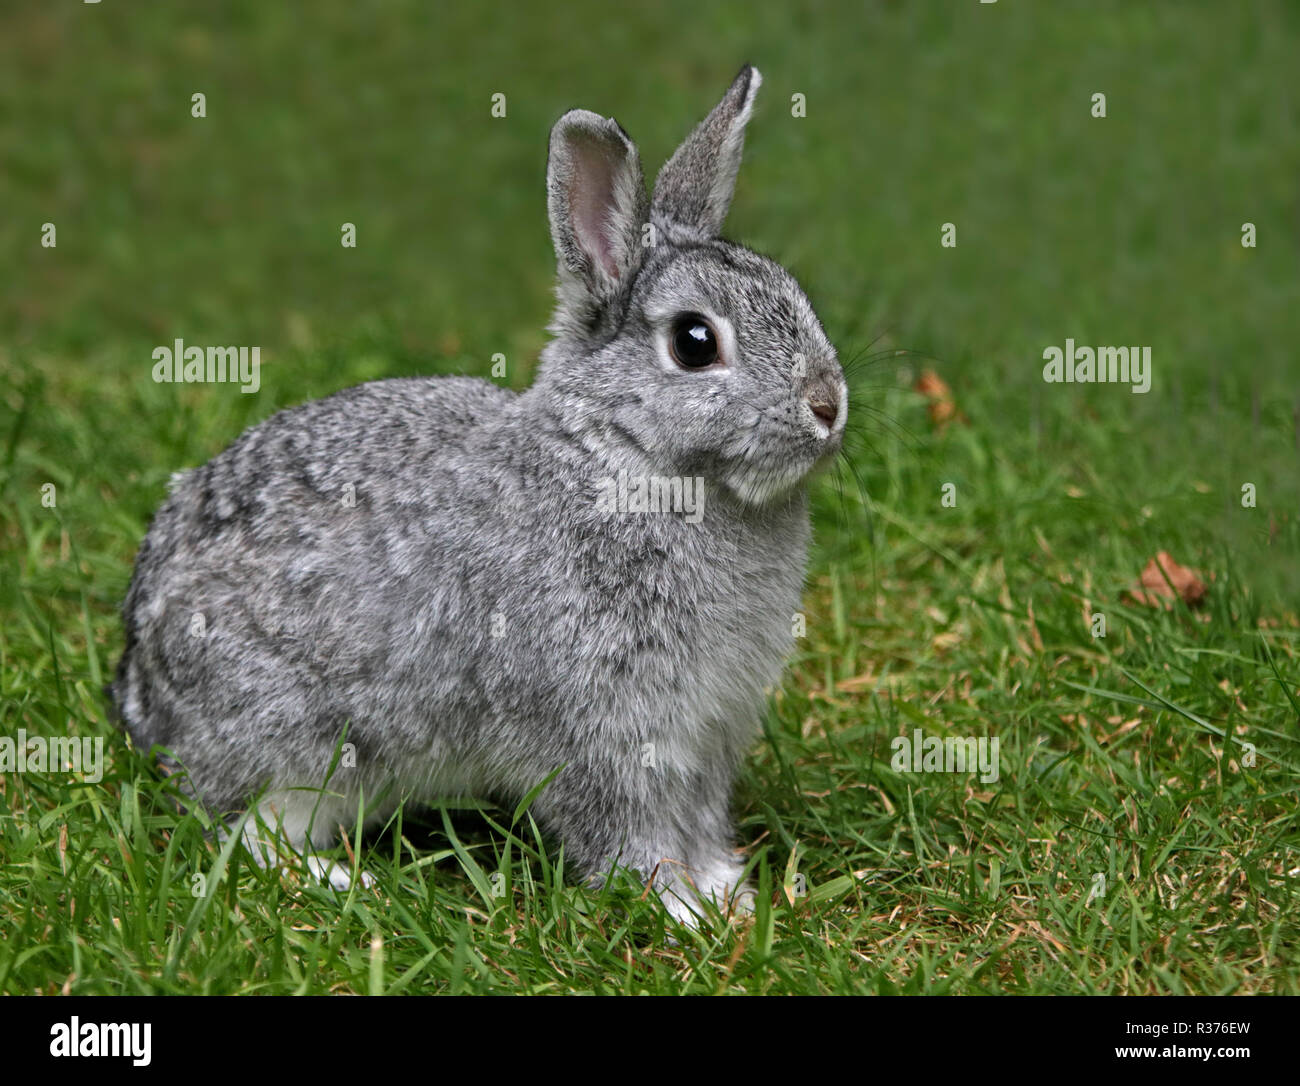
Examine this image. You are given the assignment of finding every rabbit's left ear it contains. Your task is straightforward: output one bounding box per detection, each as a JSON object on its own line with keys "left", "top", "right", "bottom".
{"left": 547, "top": 110, "right": 648, "bottom": 304}
{"left": 652, "top": 65, "right": 762, "bottom": 238}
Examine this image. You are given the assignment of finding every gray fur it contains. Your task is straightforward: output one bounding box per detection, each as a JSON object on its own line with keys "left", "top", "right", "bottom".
{"left": 652, "top": 65, "right": 761, "bottom": 241}
{"left": 113, "top": 65, "right": 847, "bottom": 924}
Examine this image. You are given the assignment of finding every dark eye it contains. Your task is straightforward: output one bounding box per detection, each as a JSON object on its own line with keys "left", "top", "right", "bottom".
{"left": 669, "top": 314, "right": 719, "bottom": 368}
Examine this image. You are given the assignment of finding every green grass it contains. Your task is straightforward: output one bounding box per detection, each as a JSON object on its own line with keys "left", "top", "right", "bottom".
{"left": 1, "top": 0, "right": 1298, "bottom": 994}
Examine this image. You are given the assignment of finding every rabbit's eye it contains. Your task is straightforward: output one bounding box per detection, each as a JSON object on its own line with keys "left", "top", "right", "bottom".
{"left": 669, "top": 314, "right": 720, "bottom": 368}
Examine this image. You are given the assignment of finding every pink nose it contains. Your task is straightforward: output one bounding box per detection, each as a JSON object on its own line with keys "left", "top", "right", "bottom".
{"left": 810, "top": 398, "right": 837, "bottom": 426}
{"left": 807, "top": 383, "right": 839, "bottom": 427}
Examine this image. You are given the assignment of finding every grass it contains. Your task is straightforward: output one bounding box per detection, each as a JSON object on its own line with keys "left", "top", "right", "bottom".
{"left": 1, "top": 0, "right": 1298, "bottom": 994}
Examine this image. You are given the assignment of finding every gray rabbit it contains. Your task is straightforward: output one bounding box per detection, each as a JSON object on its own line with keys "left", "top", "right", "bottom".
{"left": 113, "top": 65, "right": 847, "bottom": 925}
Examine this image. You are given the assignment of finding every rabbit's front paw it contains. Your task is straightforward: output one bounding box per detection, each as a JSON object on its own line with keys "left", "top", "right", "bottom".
{"left": 659, "top": 859, "right": 753, "bottom": 930}
{"left": 729, "top": 881, "right": 758, "bottom": 916}
{"left": 235, "top": 813, "right": 375, "bottom": 892}
{"left": 306, "top": 855, "right": 376, "bottom": 892}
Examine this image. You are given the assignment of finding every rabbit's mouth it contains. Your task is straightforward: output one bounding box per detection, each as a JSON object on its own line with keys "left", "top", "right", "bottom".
{"left": 722, "top": 437, "right": 842, "bottom": 505}
{"left": 713, "top": 380, "right": 846, "bottom": 505}
{"left": 722, "top": 457, "right": 824, "bottom": 505}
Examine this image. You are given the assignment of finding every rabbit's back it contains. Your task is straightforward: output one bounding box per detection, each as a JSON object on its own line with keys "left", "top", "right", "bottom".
{"left": 114, "top": 376, "right": 514, "bottom": 807}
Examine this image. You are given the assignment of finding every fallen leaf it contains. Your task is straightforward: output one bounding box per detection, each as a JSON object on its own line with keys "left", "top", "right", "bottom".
{"left": 914, "top": 368, "right": 964, "bottom": 429}
{"left": 1126, "top": 551, "right": 1207, "bottom": 608}
{"left": 931, "top": 631, "right": 962, "bottom": 653}
{"left": 834, "top": 669, "right": 877, "bottom": 692}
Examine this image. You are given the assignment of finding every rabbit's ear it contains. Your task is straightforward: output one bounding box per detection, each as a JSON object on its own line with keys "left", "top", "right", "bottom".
{"left": 547, "top": 110, "right": 648, "bottom": 306}
{"left": 651, "top": 65, "right": 761, "bottom": 238}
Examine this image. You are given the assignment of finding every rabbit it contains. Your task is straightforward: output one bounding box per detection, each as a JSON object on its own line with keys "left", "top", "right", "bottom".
{"left": 112, "top": 64, "right": 847, "bottom": 927}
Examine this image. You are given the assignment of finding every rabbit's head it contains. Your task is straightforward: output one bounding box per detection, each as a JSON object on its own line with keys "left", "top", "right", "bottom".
{"left": 539, "top": 65, "right": 845, "bottom": 506}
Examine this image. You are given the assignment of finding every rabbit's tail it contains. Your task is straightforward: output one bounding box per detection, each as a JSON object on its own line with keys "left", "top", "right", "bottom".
{"left": 106, "top": 639, "right": 152, "bottom": 750}
{"left": 104, "top": 633, "right": 134, "bottom": 731}
{"left": 102, "top": 680, "right": 121, "bottom": 724}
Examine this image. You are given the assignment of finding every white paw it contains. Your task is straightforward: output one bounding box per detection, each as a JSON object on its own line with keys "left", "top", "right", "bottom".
{"left": 306, "top": 855, "right": 376, "bottom": 891}
{"left": 659, "top": 866, "right": 753, "bottom": 929}
{"left": 729, "top": 882, "right": 758, "bottom": 915}
{"left": 661, "top": 887, "right": 709, "bottom": 930}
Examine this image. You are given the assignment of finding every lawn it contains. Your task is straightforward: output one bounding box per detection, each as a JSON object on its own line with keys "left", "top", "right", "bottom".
{"left": 1, "top": 0, "right": 1297, "bottom": 994}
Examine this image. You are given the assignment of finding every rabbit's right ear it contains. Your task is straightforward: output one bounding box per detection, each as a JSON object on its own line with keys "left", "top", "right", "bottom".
{"left": 651, "top": 65, "right": 761, "bottom": 239}
{"left": 547, "top": 110, "right": 648, "bottom": 321}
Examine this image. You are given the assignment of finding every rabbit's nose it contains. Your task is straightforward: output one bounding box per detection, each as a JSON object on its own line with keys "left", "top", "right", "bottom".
{"left": 805, "top": 381, "right": 841, "bottom": 429}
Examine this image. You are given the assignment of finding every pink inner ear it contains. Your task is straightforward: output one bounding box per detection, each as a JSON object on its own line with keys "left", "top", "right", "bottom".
{"left": 570, "top": 142, "right": 621, "bottom": 281}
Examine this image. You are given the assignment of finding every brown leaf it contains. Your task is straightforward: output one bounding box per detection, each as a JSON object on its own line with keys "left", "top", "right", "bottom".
{"left": 834, "top": 669, "right": 878, "bottom": 692}
{"left": 1126, "top": 551, "right": 1207, "bottom": 609}
{"left": 914, "top": 369, "right": 963, "bottom": 429}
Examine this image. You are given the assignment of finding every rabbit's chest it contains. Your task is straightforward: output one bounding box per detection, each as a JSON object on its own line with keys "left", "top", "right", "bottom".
{"left": 587, "top": 510, "right": 809, "bottom": 733}
{"left": 450, "top": 481, "right": 810, "bottom": 756}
